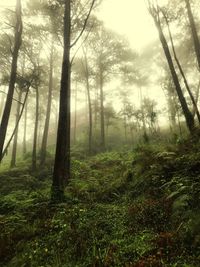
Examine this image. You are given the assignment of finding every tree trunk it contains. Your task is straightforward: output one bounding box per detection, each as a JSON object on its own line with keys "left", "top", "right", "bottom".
{"left": 99, "top": 66, "right": 105, "bottom": 150}
{"left": 193, "top": 80, "right": 200, "bottom": 117}
{"left": 32, "top": 87, "right": 39, "bottom": 171}
{"left": 23, "top": 99, "right": 27, "bottom": 155}
{"left": 185, "top": 0, "right": 200, "bottom": 70}
{"left": 163, "top": 12, "right": 200, "bottom": 124}
{"left": 0, "top": 91, "right": 6, "bottom": 119}
{"left": 73, "top": 82, "right": 77, "bottom": 144}
{"left": 151, "top": 12, "right": 194, "bottom": 133}
{"left": 94, "top": 86, "right": 98, "bottom": 133}
{"left": 52, "top": 0, "right": 71, "bottom": 201}
{"left": 10, "top": 90, "right": 22, "bottom": 168}
{"left": 40, "top": 41, "right": 54, "bottom": 165}
{"left": 0, "top": 0, "right": 22, "bottom": 161}
{"left": 83, "top": 49, "right": 92, "bottom": 154}
{"left": 139, "top": 86, "right": 148, "bottom": 140}
{"left": 86, "top": 81, "right": 92, "bottom": 154}
{"left": 124, "top": 115, "right": 127, "bottom": 143}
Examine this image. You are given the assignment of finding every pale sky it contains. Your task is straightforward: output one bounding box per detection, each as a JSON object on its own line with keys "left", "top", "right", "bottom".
{"left": 0, "top": 0, "right": 158, "bottom": 51}
{"left": 98, "top": 0, "right": 157, "bottom": 51}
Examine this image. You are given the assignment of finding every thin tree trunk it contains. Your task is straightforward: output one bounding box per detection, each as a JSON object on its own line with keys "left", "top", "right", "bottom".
{"left": 83, "top": 48, "right": 92, "bottom": 154}
{"left": 0, "top": 0, "right": 22, "bottom": 161}
{"left": 40, "top": 41, "right": 54, "bottom": 165}
{"left": 150, "top": 8, "right": 194, "bottom": 133}
{"left": 52, "top": 0, "right": 71, "bottom": 201}
{"left": 99, "top": 66, "right": 105, "bottom": 150}
{"left": 124, "top": 115, "right": 127, "bottom": 143}
{"left": 32, "top": 87, "right": 39, "bottom": 171}
{"left": 177, "top": 110, "right": 183, "bottom": 138}
{"left": 139, "top": 86, "right": 147, "bottom": 139}
{"left": 193, "top": 80, "right": 200, "bottom": 117}
{"left": 94, "top": 85, "right": 98, "bottom": 133}
{"left": 1, "top": 86, "right": 29, "bottom": 161}
{"left": 23, "top": 99, "right": 27, "bottom": 155}
{"left": 10, "top": 90, "right": 22, "bottom": 168}
{"left": 73, "top": 82, "right": 77, "bottom": 144}
{"left": 185, "top": 0, "right": 200, "bottom": 70}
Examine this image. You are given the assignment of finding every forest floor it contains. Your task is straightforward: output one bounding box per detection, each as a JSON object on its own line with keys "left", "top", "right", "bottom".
{"left": 0, "top": 140, "right": 200, "bottom": 266}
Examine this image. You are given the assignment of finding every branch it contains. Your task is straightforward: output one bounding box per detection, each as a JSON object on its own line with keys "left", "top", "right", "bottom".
{"left": 70, "top": 0, "right": 96, "bottom": 48}
{"left": 0, "top": 90, "right": 23, "bottom": 104}
{"left": 71, "top": 22, "right": 95, "bottom": 65}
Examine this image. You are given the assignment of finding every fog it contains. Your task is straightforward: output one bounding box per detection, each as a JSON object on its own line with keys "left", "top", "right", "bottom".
{"left": 0, "top": 2, "right": 200, "bottom": 265}
{"left": 0, "top": 0, "right": 199, "bottom": 163}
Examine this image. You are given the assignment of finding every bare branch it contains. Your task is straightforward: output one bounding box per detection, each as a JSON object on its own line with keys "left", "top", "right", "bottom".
{"left": 71, "top": 22, "right": 95, "bottom": 65}
{"left": 70, "top": 0, "right": 96, "bottom": 48}
{"left": 0, "top": 89, "right": 23, "bottom": 104}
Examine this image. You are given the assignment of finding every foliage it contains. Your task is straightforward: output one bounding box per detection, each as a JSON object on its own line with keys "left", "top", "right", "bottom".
{"left": 0, "top": 140, "right": 200, "bottom": 266}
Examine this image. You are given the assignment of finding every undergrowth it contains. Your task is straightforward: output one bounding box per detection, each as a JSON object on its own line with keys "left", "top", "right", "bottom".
{"left": 0, "top": 141, "right": 200, "bottom": 266}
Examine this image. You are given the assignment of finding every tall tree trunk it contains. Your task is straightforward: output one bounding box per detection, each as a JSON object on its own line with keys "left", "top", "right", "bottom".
{"left": 40, "top": 41, "right": 54, "bottom": 165}
{"left": 124, "top": 115, "right": 127, "bottom": 143}
{"left": 73, "top": 82, "right": 77, "bottom": 144}
{"left": 10, "top": 90, "right": 22, "bottom": 168}
{"left": 52, "top": 0, "right": 71, "bottom": 201}
{"left": 32, "top": 87, "right": 39, "bottom": 171}
{"left": 83, "top": 49, "right": 92, "bottom": 154}
{"left": 150, "top": 9, "right": 194, "bottom": 133}
{"left": 193, "top": 80, "right": 200, "bottom": 117}
{"left": 0, "top": 0, "right": 22, "bottom": 161}
{"left": 185, "top": 0, "right": 200, "bottom": 70}
{"left": 23, "top": 99, "right": 27, "bottom": 155}
{"left": 94, "top": 85, "right": 98, "bottom": 133}
{"left": 86, "top": 77, "right": 92, "bottom": 154}
{"left": 0, "top": 91, "right": 6, "bottom": 119}
{"left": 163, "top": 11, "right": 200, "bottom": 124}
{"left": 99, "top": 66, "right": 105, "bottom": 150}
{"left": 139, "top": 86, "right": 147, "bottom": 139}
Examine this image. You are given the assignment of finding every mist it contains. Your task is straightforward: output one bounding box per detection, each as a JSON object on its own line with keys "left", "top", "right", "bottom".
{"left": 0, "top": 0, "right": 200, "bottom": 266}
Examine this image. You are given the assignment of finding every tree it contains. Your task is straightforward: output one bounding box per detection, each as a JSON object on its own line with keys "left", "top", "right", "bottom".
{"left": 161, "top": 8, "right": 200, "bottom": 124}
{"left": 87, "top": 23, "right": 137, "bottom": 150}
{"left": 52, "top": 0, "right": 97, "bottom": 201}
{"left": 40, "top": 40, "right": 54, "bottom": 165}
{"left": 148, "top": 2, "right": 194, "bottom": 134}
{"left": 10, "top": 89, "right": 23, "bottom": 168}
{"left": 51, "top": 0, "right": 71, "bottom": 200}
{"left": 0, "top": 0, "right": 23, "bottom": 161}
{"left": 185, "top": 0, "right": 200, "bottom": 70}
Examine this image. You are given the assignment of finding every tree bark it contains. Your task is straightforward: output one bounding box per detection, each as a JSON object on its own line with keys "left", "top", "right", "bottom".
{"left": 52, "top": 0, "right": 71, "bottom": 201}
{"left": 40, "top": 40, "right": 54, "bottom": 165}
{"left": 10, "top": 90, "right": 22, "bottom": 168}
{"left": 185, "top": 0, "right": 200, "bottom": 70}
{"left": 32, "top": 87, "right": 39, "bottom": 171}
{"left": 0, "top": 0, "right": 22, "bottom": 161}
